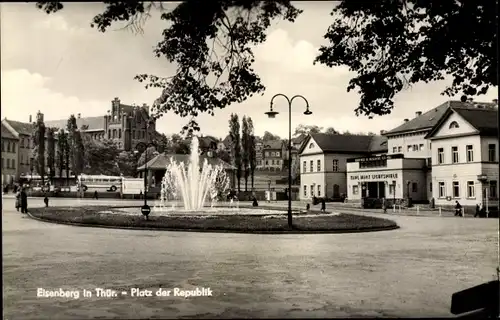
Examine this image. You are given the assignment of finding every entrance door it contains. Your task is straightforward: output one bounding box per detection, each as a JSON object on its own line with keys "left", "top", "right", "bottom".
{"left": 367, "top": 182, "right": 378, "bottom": 198}
{"left": 378, "top": 181, "right": 386, "bottom": 198}
{"left": 333, "top": 184, "right": 340, "bottom": 198}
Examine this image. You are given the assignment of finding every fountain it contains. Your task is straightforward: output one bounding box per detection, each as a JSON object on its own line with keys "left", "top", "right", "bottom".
{"left": 154, "top": 136, "right": 231, "bottom": 213}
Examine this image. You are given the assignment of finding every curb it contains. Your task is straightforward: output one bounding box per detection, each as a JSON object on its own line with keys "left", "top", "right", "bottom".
{"left": 26, "top": 211, "right": 400, "bottom": 235}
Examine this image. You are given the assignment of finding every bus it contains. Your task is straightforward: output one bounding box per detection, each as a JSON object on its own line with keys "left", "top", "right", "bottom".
{"left": 76, "top": 174, "right": 122, "bottom": 192}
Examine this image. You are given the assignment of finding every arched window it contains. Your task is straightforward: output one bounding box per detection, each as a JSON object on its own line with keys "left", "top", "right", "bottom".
{"left": 108, "top": 129, "right": 111, "bottom": 138}
{"left": 132, "top": 130, "right": 136, "bottom": 139}
{"left": 309, "top": 143, "right": 314, "bottom": 149}
{"left": 449, "top": 121, "right": 460, "bottom": 129}
{"left": 113, "top": 129, "right": 117, "bottom": 138}
{"left": 119, "top": 129, "right": 122, "bottom": 139}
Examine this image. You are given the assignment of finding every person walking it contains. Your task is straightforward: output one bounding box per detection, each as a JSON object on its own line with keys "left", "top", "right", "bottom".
{"left": 20, "top": 188, "right": 28, "bottom": 214}
{"left": 454, "top": 201, "right": 463, "bottom": 216}
{"left": 382, "top": 197, "right": 387, "bottom": 214}
{"left": 94, "top": 190, "right": 99, "bottom": 200}
{"left": 320, "top": 198, "right": 326, "bottom": 212}
{"left": 474, "top": 204, "right": 480, "bottom": 218}
{"left": 15, "top": 189, "right": 21, "bottom": 212}
{"left": 43, "top": 194, "right": 49, "bottom": 207}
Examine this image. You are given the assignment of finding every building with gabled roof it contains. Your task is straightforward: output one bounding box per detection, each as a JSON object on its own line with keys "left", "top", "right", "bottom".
{"left": 299, "top": 133, "right": 387, "bottom": 200}
{"left": 343, "top": 99, "right": 498, "bottom": 213}
{"left": 1, "top": 121, "right": 19, "bottom": 187}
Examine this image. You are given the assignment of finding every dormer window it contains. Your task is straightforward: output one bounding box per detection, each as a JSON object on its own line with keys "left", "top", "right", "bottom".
{"left": 309, "top": 143, "right": 314, "bottom": 148}
{"left": 449, "top": 121, "right": 459, "bottom": 129}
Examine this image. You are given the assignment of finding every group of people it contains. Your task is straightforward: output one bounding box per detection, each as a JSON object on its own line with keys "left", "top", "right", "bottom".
{"left": 14, "top": 188, "right": 29, "bottom": 213}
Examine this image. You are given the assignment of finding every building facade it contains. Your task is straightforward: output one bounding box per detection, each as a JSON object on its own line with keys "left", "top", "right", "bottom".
{"left": 344, "top": 99, "right": 498, "bottom": 211}
{"left": 299, "top": 133, "right": 387, "bottom": 200}
{"left": 261, "top": 140, "right": 285, "bottom": 171}
{"left": 1, "top": 121, "right": 19, "bottom": 186}
{"left": 425, "top": 105, "right": 498, "bottom": 209}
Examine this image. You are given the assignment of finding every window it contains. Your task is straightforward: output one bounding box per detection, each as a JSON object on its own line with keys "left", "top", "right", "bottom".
{"left": 449, "top": 121, "right": 460, "bottom": 129}
{"left": 7, "top": 141, "right": 10, "bottom": 152}
{"left": 353, "top": 185, "right": 359, "bottom": 195}
{"left": 119, "top": 129, "right": 122, "bottom": 139}
{"left": 467, "top": 181, "right": 475, "bottom": 198}
{"left": 451, "top": 146, "right": 459, "bottom": 163}
{"left": 438, "top": 182, "right": 445, "bottom": 198}
{"left": 310, "top": 160, "right": 313, "bottom": 172}
{"left": 489, "top": 181, "right": 497, "bottom": 198}
{"left": 108, "top": 129, "right": 111, "bottom": 138}
{"left": 276, "top": 152, "right": 280, "bottom": 157}
{"left": 302, "top": 161, "right": 306, "bottom": 173}
{"left": 265, "top": 152, "right": 269, "bottom": 157}
{"left": 310, "top": 185, "right": 314, "bottom": 197}
{"left": 397, "top": 146, "right": 402, "bottom": 152}
{"left": 271, "top": 160, "right": 275, "bottom": 165}
{"left": 392, "top": 147, "right": 397, "bottom": 153}
{"left": 20, "top": 138, "right": 24, "bottom": 148}
{"left": 419, "top": 144, "right": 424, "bottom": 151}
{"left": 437, "top": 148, "right": 444, "bottom": 164}
{"left": 20, "top": 154, "right": 23, "bottom": 165}
{"left": 407, "top": 145, "right": 412, "bottom": 152}
{"left": 6, "top": 159, "right": 10, "bottom": 168}
{"left": 317, "top": 160, "right": 321, "bottom": 171}
{"left": 452, "top": 181, "right": 460, "bottom": 198}
{"left": 303, "top": 185, "right": 307, "bottom": 197}
{"left": 389, "top": 184, "right": 395, "bottom": 195}
{"left": 429, "top": 142, "right": 432, "bottom": 150}
{"left": 466, "top": 145, "right": 473, "bottom": 162}
{"left": 429, "top": 182, "right": 432, "bottom": 192}
{"left": 488, "top": 144, "right": 496, "bottom": 162}
{"left": 412, "top": 182, "right": 417, "bottom": 193}
{"left": 271, "top": 152, "right": 275, "bottom": 156}
{"left": 413, "top": 144, "right": 419, "bottom": 151}
{"left": 265, "top": 160, "right": 268, "bottom": 165}
{"left": 309, "top": 143, "right": 314, "bottom": 149}
{"left": 317, "top": 185, "right": 321, "bottom": 197}
{"left": 11, "top": 159, "right": 15, "bottom": 169}
{"left": 332, "top": 159, "right": 339, "bottom": 172}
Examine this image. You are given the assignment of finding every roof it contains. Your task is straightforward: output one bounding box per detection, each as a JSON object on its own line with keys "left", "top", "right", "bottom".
{"left": 425, "top": 106, "right": 498, "bottom": 138}
{"left": 292, "top": 134, "right": 307, "bottom": 144}
{"left": 299, "top": 133, "right": 388, "bottom": 154}
{"left": 45, "top": 116, "right": 104, "bottom": 131}
{"left": 137, "top": 153, "right": 235, "bottom": 171}
{"left": 262, "top": 140, "right": 283, "bottom": 149}
{"left": 3, "top": 119, "right": 33, "bottom": 136}
{"left": 385, "top": 100, "right": 498, "bottom": 135}
{"left": 1, "top": 122, "right": 18, "bottom": 140}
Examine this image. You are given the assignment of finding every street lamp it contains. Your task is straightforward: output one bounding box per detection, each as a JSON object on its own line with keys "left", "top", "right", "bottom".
{"left": 29, "top": 157, "right": 34, "bottom": 185}
{"left": 135, "top": 141, "right": 156, "bottom": 220}
{"left": 265, "top": 93, "right": 312, "bottom": 229}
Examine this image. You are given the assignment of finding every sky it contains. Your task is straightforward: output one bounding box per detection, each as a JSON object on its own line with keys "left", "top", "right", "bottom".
{"left": 1, "top": 2, "right": 498, "bottom": 139}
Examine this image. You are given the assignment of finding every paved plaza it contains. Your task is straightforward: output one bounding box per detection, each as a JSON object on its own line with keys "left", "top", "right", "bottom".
{"left": 3, "top": 197, "right": 498, "bottom": 318}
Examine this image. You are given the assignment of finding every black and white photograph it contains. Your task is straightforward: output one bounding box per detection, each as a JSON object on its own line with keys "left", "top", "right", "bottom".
{"left": 2, "top": 1, "right": 499, "bottom": 318}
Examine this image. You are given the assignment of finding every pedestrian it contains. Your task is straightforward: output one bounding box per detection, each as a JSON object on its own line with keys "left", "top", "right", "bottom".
{"left": 20, "top": 187, "right": 28, "bottom": 214}
{"left": 454, "top": 201, "right": 462, "bottom": 216}
{"left": 252, "top": 196, "right": 258, "bottom": 207}
{"left": 306, "top": 203, "right": 310, "bottom": 211}
{"left": 94, "top": 190, "right": 99, "bottom": 200}
{"left": 382, "top": 197, "right": 387, "bottom": 214}
{"left": 15, "top": 189, "right": 21, "bottom": 212}
{"left": 474, "top": 204, "right": 480, "bottom": 218}
{"left": 43, "top": 195, "right": 49, "bottom": 207}
{"left": 321, "top": 198, "right": 326, "bottom": 212}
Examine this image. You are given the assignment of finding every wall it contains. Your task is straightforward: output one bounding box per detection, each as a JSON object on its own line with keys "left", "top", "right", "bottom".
{"left": 387, "top": 131, "right": 431, "bottom": 158}
{"left": 1, "top": 137, "right": 18, "bottom": 185}
{"left": 432, "top": 135, "right": 481, "bottom": 165}
{"left": 433, "top": 111, "right": 477, "bottom": 137}
{"left": 480, "top": 136, "right": 499, "bottom": 162}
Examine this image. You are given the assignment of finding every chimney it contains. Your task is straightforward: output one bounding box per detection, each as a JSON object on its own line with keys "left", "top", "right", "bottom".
{"left": 77, "top": 113, "right": 81, "bottom": 119}
{"left": 415, "top": 111, "right": 422, "bottom": 117}
{"left": 29, "top": 115, "right": 32, "bottom": 123}
{"left": 380, "top": 130, "right": 386, "bottom": 135}
{"left": 404, "top": 118, "right": 409, "bottom": 122}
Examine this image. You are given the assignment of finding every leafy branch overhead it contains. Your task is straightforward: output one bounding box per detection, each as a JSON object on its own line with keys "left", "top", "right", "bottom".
{"left": 36, "top": 1, "right": 496, "bottom": 130}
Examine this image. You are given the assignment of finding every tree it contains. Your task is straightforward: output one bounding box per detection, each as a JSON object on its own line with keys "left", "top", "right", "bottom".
{"left": 66, "top": 114, "right": 78, "bottom": 176}
{"left": 241, "top": 116, "right": 250, "bottom": 191}
{"left": 228, "top": 113, "right": 242, "bottom": 192}
{"left": 294, "top": 124, "right": 323, "bottom": 136}
{"left": 32, "top": 111, "right": 46, "bottom": 184}
{"left": 247, "top": 117, "right": 257, "bottom": 190}
{"left": 72, "top": 130, "right": 85, "bottom": 178}
{"left": 116, "top": 151, "right": 138, "bottom": 177}
{"left": 46, "top": 127, "right": 56, "bottom": 184}
{"left": 152, "top": 131, "right": 170, "bottom": 153}
{"left": 83, "top": 139, "right": 121, "bottom": 175}
{"left": 137, "top": 146, "right": 158, "bottom": 168}
{"left": 262, "top": 131, "right": 280, "bottom": 141}
{"left": 56, "top": 129, "right": 68, "bottom": 184}
{"left": 324, "top": 127, "right": 339, "bottom": 135}
{"left": 37, "top": 1, "right": 496, "bottom": 128}
{"left": 169, "top": 134, "right": 190, "bottom": 154}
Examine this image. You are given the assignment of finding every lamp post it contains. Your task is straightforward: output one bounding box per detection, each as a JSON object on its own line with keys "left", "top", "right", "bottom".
{"left": 29, "top": 157, "right": 34, "bottom": 186}
{"left": 265, "top": 93, "right": 312, "bottom": 229}
{"left": 135, "top": 141, "right": 156, "bottom": 219}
